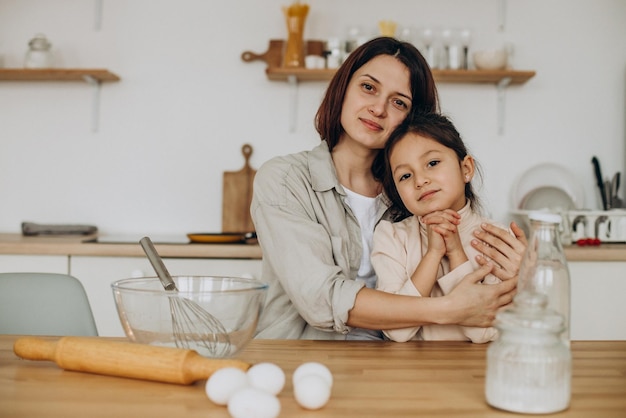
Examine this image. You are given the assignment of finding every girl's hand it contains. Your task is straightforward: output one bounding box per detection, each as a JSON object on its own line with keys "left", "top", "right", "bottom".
{"left": 425, "top": 222, "right": 446, "bottom": 258}
{"left": 471, "top": 221, "right": 528, "bottom": 282}
{"left": 422, "top": 210, "right": 467, "bottom": 268}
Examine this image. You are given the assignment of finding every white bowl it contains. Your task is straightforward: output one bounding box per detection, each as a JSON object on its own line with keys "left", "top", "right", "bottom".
{"left": 473, "top": 49, "right": 508, "bottom": 70}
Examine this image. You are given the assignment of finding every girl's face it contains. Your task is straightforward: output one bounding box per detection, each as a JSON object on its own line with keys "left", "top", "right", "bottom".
{"left": 390, "top": 133, "right": 474, "bottom": 217}
{"left": 339, "top": 55, "right": 412, "bottom": 151}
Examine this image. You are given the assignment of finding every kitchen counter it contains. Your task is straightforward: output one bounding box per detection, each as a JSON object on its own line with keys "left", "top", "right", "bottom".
{"left": 1, "top": 335, "right": 625, "bottom": 417}
{"left": 0, "top": 233, "right": 262, "bottom": 259}
{"left": 1, "top": 233, "right": 625, "bottom": 261}
{"left": 562, "top": 243, "right": 626, "bottom": 261}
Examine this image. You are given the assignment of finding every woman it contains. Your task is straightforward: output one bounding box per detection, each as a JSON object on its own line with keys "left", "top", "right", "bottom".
{"left": 251, "top": 37, "right": 526, "bottom": 340}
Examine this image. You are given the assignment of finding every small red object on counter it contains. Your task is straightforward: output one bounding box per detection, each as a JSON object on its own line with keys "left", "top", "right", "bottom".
{"left": 576, "top": 238, "right": 601, "bottom": 246}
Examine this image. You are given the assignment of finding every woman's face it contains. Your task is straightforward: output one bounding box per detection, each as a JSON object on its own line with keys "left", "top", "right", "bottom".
{"left": 339, "top": 55, "right": 412, "bottom": 151}
{"left": 390, "top": 133, "right": 474, "bottom": 217}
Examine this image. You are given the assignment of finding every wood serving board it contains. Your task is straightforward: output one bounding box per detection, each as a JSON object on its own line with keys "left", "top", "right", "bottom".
{"left": 222, "top": 144, "right": 256, "bottom": 233}
{"left": 241, "top": 39, "right": 325, "bottom": 70}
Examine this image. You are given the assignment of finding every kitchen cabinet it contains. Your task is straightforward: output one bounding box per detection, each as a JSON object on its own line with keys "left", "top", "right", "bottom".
{"left": 569, "top": 261, "right": 626, "bottom": 340}
{"left": 69, "top": 256, "right": 262, "bottom": 337}
{"left": 0, "top": 254, "right": 68, "bottom": 274}
{"left": 0, "top": 68, "right": 121, "bottom": 132}
{"left": 2, "top": 235, "right": 625, "bottom": 340}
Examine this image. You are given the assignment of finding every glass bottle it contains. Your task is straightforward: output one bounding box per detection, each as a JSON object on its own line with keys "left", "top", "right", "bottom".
{"left": 485, "top": 292, "right": 571, "bottom": 414}
{"left": 518, "top": 212, "right": 571, "bottom": 343}
{"left": 282, "top": 2, "right": 309, "bottom": 68}
{"left": 24, "top": 34, "right": 54, "bottom": 68}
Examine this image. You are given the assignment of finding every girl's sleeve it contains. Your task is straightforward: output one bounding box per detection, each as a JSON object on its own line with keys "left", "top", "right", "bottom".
{"left": 372, "top": 220, "right": 422, "bottom": 297}
{"left": 372, "top": 220, "right": 422, "bottom": 342}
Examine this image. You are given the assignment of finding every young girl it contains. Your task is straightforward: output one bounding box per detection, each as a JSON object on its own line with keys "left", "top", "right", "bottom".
{"left": 373, "top": 112, "right": 511, "bottom": 343}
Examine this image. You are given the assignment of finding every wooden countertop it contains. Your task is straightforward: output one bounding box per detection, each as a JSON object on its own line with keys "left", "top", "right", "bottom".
{"left": 1, "top": 335, "right": 625, "bottom": 417}
{"left": 0, "top": 233, "right": 262, "bottom": 259}
{"left": 563, "top": 244, "right": 626, "bottom": 261}
{"left": 1, "top": 233, "right": 625, "bottom": 261}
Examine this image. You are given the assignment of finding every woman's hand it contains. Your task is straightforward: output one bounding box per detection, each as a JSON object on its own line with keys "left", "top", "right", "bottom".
{"left": 471, "top": 221, "right": 527, "bottom": 282}
{"left": 445, "top": 263, "right": 517, "bottom": 327}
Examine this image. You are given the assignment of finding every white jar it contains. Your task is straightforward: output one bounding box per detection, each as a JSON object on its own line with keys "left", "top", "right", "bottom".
{"left": 485, "top": 292, "right": 571, "bottom": 414}
{"left": 24, "top": 34, "right": 54, "bottom": 68}
{"left": 325, "top": 37, "right": 343, "bottom": 69}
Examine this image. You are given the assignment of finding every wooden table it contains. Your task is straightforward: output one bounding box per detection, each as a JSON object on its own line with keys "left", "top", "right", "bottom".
{"left": 1, "top": 336, "right": 625, "bottom": 417}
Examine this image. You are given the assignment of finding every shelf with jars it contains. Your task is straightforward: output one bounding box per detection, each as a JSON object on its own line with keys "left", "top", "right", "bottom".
{"left": 242, "top": 39, "right": 535, "bottom": 134}
{"left": 241, "top": 39, "right": 535, "bottom": 86}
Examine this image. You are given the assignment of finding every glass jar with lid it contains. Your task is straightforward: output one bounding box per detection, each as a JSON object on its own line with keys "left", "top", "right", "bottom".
{"left": 485, "top": 291, "right": 571, "bottom": 414}
{"left": 24, "top": 34, "right": 54, "bottom": 68}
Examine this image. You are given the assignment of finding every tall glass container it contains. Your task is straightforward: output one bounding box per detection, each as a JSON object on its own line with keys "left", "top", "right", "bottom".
{"left": 282, "top": 2, "right": 309, "bottom": 68}
{"left": 518, "top": 212, "right": 571, "bottom": 343}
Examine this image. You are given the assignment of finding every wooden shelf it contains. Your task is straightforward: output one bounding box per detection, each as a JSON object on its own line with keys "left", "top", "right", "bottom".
{"left": 243, "top": 40, "right": 536, "bottom": 134}
{"left": 266, "top": 67, "right": 535, "bottom": 85}
{"left": 0, "top": 68, "right": 121, "bottom": 132}
{"left": 0, "top": 68, "right": 120, "bottom": 82}
{"left": 434, "top": 69, "right": 535, "bottom": 85}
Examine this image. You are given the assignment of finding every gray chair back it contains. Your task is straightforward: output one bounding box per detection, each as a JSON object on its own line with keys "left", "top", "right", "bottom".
{"left": 0, "top": 272, "right": 98, "bottom": 336}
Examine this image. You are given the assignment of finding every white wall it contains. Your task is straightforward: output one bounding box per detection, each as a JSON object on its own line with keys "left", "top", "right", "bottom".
{"left": 1, "top": 0, "right": 624, "bottom": 235}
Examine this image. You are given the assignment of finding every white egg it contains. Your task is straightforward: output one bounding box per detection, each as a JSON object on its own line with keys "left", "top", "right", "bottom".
{"left": 227, "top": 387, "right": 281, "bottom": 418}
{"left": 247, "top": 362, "right": 286, "bottom": 395}
{"left": 205, "top": 367, "right": 249, "bottom": 406}
{"left": 292, "top": 362, "right": 333, "bottom": 388}
{"left": 293, "top": 373, "right": 332, "bottom": 410}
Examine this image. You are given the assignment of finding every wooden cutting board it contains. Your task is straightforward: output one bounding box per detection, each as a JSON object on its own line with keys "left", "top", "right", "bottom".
{"left": 222, "top": 144, "right": 256, "bottom": 233}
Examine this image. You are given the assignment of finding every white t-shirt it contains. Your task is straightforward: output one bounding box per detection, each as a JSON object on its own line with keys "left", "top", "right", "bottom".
{"left": 343, "top": 187, "right": 380, "bottom": 288}
{"left": 343, "top": 187, "right": 384, "bottom": 340}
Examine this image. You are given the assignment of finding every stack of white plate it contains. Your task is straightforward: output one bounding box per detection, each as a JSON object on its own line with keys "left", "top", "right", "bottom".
{"left": 512, "top": 163, "right": 584, "bottom": 212}
{"left": 510, "top": 163, "right": 585, "bottom": 241}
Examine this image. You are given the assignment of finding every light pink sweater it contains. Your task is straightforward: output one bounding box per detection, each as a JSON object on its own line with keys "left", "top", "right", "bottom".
{"left": 372, "top": 202, "right": 505, "bottom": 343}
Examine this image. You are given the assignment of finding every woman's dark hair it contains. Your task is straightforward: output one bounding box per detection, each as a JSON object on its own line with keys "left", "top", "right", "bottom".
{"left": 315, "top": 36, "right": 439, "bottom": 156}
{"left": 381, "top": 112, "right": 483, "bottom": 221}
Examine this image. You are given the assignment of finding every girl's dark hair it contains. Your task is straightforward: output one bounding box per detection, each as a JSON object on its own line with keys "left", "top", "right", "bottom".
{"left": 315, "top": 36, "right": 439, "bottom": 157}
{"left": 381, "top": 112, "right": 483, "bottom": 221}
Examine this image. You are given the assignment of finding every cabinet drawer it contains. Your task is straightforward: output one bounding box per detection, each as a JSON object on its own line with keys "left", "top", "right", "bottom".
{"left": 0, "top": 255, "right": 68, "bottom": 274}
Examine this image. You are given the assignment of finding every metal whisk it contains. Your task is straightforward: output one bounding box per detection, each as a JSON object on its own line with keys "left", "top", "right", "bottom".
{"left": 139, "top": 237, "right": 231, "bottom": 357}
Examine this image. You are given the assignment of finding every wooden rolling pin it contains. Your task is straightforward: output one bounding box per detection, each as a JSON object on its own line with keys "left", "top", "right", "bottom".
{"left": 14, "top": 336, "right": 250, "bottom": 385}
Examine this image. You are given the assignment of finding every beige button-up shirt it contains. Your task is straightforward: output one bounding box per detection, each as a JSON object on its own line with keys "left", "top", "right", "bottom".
{"left": 251, "top": 141, "right": 390, "bottom": 339}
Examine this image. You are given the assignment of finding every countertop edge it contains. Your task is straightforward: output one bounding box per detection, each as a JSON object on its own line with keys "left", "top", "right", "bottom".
{"left": 0, "top": 233, "right": 263, "bottom": 259}
{"left": 1, "top": 233, "right": 625, "bottom": 261}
